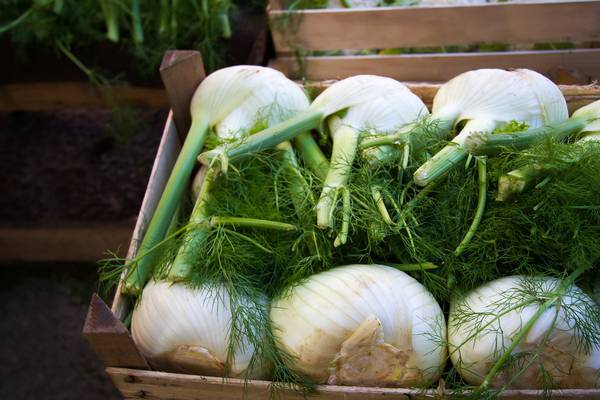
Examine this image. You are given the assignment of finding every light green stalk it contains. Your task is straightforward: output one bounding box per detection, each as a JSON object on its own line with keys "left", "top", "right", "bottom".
{"left": 276, "top": 141, "right": 315, "bottom": 218}
{"left": 496, "top": 131, "right": 600, "bottom": 202}
{"left": 53, "top": 0, "right": 64, "bottom": 13}
{"left": 131, "top": 0, "right": 144, "bottom": 45}
{"left": 197, "top": 110, "right": 323, "bottom": 169}
{"left": 158, "top": 0, "right": 169, "bottom": 37}
{"left": 167, "top": 166, "right": 217, "bottom": 281}
{"left": 124, "top": 118, "right": 210, "bottom": 295}
{"left": 454, "top": 157, "right": 487, "bottom": 256}
{"left": 359, "top": 117, "right": 455, "bottom": 156}
{"left": 414, "top": 119, "right": 497, "bottom": 187}
{"left": 294, "top": 132, "right": 329, "bottom": 180}
{"left": 170, "top": 0, "right": 178, "bottom": 42}
{"left": 210, "top": 216, "right": 297, "bottom": 231}
{"left": 465, "top": 116, "right": 591, "bottom": 156}
{"left": 99, "top": 0, "right": 120, "bottom": 42}
{"left": 316, "top": 121, "right": 359, "bottom": 237}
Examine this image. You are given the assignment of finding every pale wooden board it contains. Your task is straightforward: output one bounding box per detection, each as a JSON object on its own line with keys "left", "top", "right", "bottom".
{"left": 111, "top": 113, "right": 181, "bottom": 320}
{"left": 107, "top": 367, "right": 600, "bottom": 400}
{"left": 0, "top": 223, "right": 134, "bottom": 262}
{"left": 0, "top": 82, "right": 168, "bottom": 111}
{"left": 269, "top": 1, "right": 600, "bottom": 52}
{"left": 269, "top": 49, "right": 600, "bottom": 83}
{"left": 299, "top": 80, "right": 600, "bottom": 115}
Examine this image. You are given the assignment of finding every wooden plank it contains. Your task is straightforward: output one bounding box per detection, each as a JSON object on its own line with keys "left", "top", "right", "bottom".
{"left": 160, "top": 50, "right": 206, "bottom": 141}
{"left": 0, "top": 82, "right": 168, "bottom": 111}
{"left": 269, "top": 49, "right": 600, "bottom": 85}
{"left": 83, "top": 294, "right": 149, "bottom": 369}
{"left": 111, "top": 113, "right": 181, "bottom": 320}
{"left": 107, "top": 367, "right": 600, "bottom": 400}
{"left": 301, "top": 80, "right": 600, "bottom": 115}
{"left": 269, "top": 1, "right": 600, "bottom": 52}
{"left": 0, "top": 223, "right": 134, "bottom": 262}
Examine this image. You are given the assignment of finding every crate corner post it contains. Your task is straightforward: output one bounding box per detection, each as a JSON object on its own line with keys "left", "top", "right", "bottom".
{"left": 83, "top": 293, "right": 149, "bottom": 370}
{"left": 160, "top": 50, "right": 207, "bottom": 141}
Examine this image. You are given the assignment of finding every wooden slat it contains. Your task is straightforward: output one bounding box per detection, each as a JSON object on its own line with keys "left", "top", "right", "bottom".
{"left": 269, "top": 49, "right": 600, "bottom": 84}
{"left": 269, "top": 1, "right": 600, "bottom": 52}
{"left": 107, "top": 367, "right": 600, "bottom": 400}
{"left": 0, "top": 223, "right": 134, "bottom": 262}
{"left": 0, "top": 82, "right": 168, "bottom": 111}
{"left": 301, "top": 80, "right": 600, "bottom": 114}
{"left": 83, "top": 294, "right": 149, "bottom": 369}
{"left": 111, "top": 113, "right": 181, "bottom": 320}
{"left": 160, "top": 50, "right": 206, "bottom": 140}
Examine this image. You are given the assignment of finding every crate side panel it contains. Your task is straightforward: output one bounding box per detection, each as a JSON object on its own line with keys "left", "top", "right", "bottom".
{"left": 111, "top": 113, "right": 181, "bottom": 319}
{"left": 270, "top": 49, "right": 600, "bottom": 87}
{"left": 269, "top": 1, "right": 600, "bottom": 52}
{"left": 107, "top": 368, "right": 600, "bottom": 400}
{"left": 83, "top": 294, "right": 149, "bottom": 369}
{"left": 107, "top": 368, "right": 418, "bottom": 400}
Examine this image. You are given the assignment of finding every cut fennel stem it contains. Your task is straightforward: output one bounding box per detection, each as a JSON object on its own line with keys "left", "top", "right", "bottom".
{"left": 465, "top": 99, "right": 600, "bottom": 156}
{"left": 496, "top": 131, "right": 600, "bottom": 202}
{"left": 413, "top": 68, "right": 569, "bottom": 187}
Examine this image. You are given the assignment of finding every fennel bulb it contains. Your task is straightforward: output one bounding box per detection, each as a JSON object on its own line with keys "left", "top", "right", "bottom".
{"left": 132, "top": 281, "right": 269, "bottom": 378}
{"left": 198, "top": 75, "right": 423, "bottom": 179}
{"left": 167, "top": 67, "right": 313, "bottom": 282}
{"left": 271, "top": 264, "right": 446, "bottom": 387}
{"left": 125, "top": 65, "right": 312, "bottom": 295}
{"left": 448, "top": 275, "right": 600, "bottom": 389}
{"left": 316, "top": 76, "right": 428, "bottom": 244}
{"left": 413, "top": 69, "right": 568, "bottom": 187}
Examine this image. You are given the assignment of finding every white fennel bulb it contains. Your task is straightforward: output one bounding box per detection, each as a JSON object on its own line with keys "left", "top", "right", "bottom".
{"left": 271, "top": 264, "right": 446, "bottom": 387}
{"left": 132, "top": 281, "right": 269, "bottom": 378}
{"left": 448, "top": 275, "right": 600, "bottom": 389}
{"left": 124, "top": 65, "right": 310, "bottom": 295}
{"left": 413, "top": 68, "right": 568, "bottom": 186}
{"left": 198, "top": 74, "right": 423, "bottom": 173}
{"left": 316, "top": 77, "right": 428, "bottom": 242}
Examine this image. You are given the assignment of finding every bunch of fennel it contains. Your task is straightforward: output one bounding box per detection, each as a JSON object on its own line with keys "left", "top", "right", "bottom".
{"left": 123, "top": 65, "right": 324, "bottom": 295}
{"left": 130, "top": 65, "right": 327, "bottom": 380}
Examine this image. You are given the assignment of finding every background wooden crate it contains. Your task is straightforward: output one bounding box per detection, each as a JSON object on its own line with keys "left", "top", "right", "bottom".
{"left": 83, "top": 50, "right": 600, "bottom": 399}
{"left": 267, "top": 0, "right": 600, "bottom": 83}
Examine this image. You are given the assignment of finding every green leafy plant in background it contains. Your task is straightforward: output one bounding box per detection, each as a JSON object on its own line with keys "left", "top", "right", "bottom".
{"left": 0, "top": 0, "right": 259, "bottom": 143}
{"left": 0, "top": 0, "right": 245, "bottom": 78}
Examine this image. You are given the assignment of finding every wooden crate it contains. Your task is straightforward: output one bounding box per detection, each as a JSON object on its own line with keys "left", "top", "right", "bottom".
{"left": 267, "top": 0, "right": 600, "bottom": 83}
{"left": 83, "top": 50, "right": 600, "bottom": 399}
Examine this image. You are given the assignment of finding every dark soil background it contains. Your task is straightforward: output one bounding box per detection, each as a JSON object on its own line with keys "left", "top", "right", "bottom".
{"left": 0, "top": 264, "right": 123, "bottom": 400}
{"left": 0, "top": 109, "right": 170, "bottom": 399}
{"left": 0, "top": 109, "right": 167, "bottom": 226}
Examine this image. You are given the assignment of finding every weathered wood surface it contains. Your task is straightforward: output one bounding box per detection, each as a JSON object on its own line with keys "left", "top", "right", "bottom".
{"left": 107, "top": 367, "right": 600, "bottom": 400}
{"left": 83, "top": 294, "right": 149, "bottom": 369}
{"left": 270, "top": 49, "right": 600, "bottom": 83}
{"left": 0, "top": 82, "right": 168, "bottom": 111}
{"left": 111, "top": 113, "right": 181, "bottom": 321}
{"left": 0, "top": 223, "right": 134, "bottom": 262}
{"left": 269, "top": 1, "right": 600, "bottom": 52}
{"left": 159, "top": 50, "right": 206, "bottom": 140}
{"left": 302, "top": 81, "right": 600, "bottom": 114}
